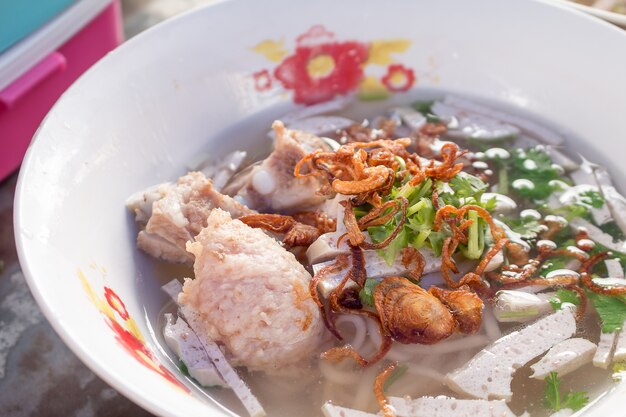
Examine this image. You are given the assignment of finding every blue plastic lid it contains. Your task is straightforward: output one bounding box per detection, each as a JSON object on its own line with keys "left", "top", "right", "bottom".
{"left": 0, "top": 0, "right": 79, "bottom": 54}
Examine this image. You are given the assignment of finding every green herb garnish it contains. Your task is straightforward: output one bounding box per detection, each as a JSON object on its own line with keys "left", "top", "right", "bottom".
{"left": 580, "top": 190, "right": 605, "bottom": 208}
{"left": 549, "top": 289, "right": 581, "bottom": 310}
{"left": 587, "top": 291, "right": 626, "bottom": 333}
{"left": 544, "top": 372, "right": 589, "bottom": 412}
{"left": 179, "top": 361, "right": 190, "bottom": 376}
{"left": 599, "top": 221, "right": 626, "bottom": 241}
{"left": 359, "top": 278, "right": 380, "bottom": 308}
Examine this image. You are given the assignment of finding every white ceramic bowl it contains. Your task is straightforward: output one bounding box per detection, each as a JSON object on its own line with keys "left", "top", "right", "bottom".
{"left": 15, "top": 0, "right": 626, "bottom": 416}
{"left": 551, "top": 0, "right": 626, "bottom": 27}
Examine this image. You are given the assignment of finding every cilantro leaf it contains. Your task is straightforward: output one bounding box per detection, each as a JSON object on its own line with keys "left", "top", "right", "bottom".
{"left": 179, "top": 361, "right": 190, "bottom": 376}
{"left": 359, "top": 278, "right": 379, "bottom": 308}
{"left": 509, "top": 147, "right": 562, "bottom": 201}
{"left": 542, "top": 257, "right": 567, "bottom": 277}
{"left": 551, "top": 204, "right": 591, "bottom": 221}
{"left": 544, "top": 372, "right": 561, "bottom": 411}
{"left": 411, "top": 101, "right": 441, "bottom": 122}
{"left": 427, "top": 230, "right": 447, "bottom": 257}
{"left": 412, "top": 100, "right": 434, "bottom": 115}
{"left": 549, "top": 289, "right": 581, "bottom": 311}
{"left": 503, "top": 216, "right": 545, "bottom": 240}
{"left": 450, "top": 171, "right": 488, "bottom": 199}
{"left": 562, "top": 391, "right": 590, "bottom": 411}
{"left": 545, "top": 372, "right": 589, "bottom": 412}
{"left": 580, "top": 190, "right": 605, "bottom": 208}
{"left": 587, "top": 291, "right": 626, "bottom": 333}
{"left": 599, "top": 221, "right": 626, "bottom": 241}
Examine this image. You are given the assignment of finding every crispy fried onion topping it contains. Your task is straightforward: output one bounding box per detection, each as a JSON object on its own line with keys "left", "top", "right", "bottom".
{"left": 433, "top": 204, "right": 506, "bottom": 292}
{"left": 295, "top": 138, "right": 467, "bottom": 206}
{"left": 238, "top": 213, "right": 320, "bottom": 247}
{"left": 374, "top": 361, "right": 398, "bottom": 417}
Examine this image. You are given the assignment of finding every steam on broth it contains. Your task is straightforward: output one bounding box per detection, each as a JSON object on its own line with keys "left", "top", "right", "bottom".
{"left": 127, "top": 94, "right": 626, "bottom": 417}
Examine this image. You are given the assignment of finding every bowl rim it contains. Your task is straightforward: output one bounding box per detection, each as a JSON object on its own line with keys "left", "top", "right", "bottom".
{"left": 13, "top": 0, "right": 626, "bottom": 415}
{"left": 550, "top": 0, "right": 626, "bottom": 27}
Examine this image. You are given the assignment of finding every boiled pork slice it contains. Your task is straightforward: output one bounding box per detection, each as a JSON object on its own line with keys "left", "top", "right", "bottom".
{"left": 178, "top": 209, "right": 324, "bottom": 373}
{"left": 236, "top": 120, "right": 331, "bottom": 212}
{"left": 445, "top": 307, "right": 577, "bottom": 401}
{"left": 127, "top": 172, "right": 253, "bottom": 264}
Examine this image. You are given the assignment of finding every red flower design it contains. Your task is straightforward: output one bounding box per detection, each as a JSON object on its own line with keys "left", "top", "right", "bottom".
{"left": 104, "top": 287, "right": 129, "bottom": 321}
{"left": 104, "top": 316, "right": 189, "bottom": 392}
{"left": 274, "top": 41, "right": 369, "bottom": 105}
{"left": 253, "top": 69, "right": 272, "bottom": 91}
{"left": 296, "top": 25, "right": 335, "bottom": 47}
{"left": 381, "top": 64, "right": 416, "bottom": 92}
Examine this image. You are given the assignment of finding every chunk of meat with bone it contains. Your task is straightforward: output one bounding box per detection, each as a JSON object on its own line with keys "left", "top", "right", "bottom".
{"left": 236, "top": 120, "right": 331, "bottom": 212}
{"left": 127, "top": 172, "right": 253, "bottom": 264}
{"left": 178, "top": 209, "right": 324, "bottom": 372}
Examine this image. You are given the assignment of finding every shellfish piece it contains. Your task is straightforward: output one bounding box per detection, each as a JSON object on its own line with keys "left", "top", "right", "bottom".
{"left": 374, "top": 277, "right": 455, "bottom": 345}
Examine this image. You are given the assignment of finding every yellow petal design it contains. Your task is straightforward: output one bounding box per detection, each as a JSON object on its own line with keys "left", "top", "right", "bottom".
{"left": 126, "top": 317, "right": 145, "bottom": 343}
{"left": 251, "top": 39, "right": 288, "bottom": 62}
{"left": 358, "top": 76, "right": 389, "bottom": 101}
{"left": 366, "top": 39, "right": 411, "bottom": 66}
{"left": 78, "top": 268, "right": 115, "bottom": 320}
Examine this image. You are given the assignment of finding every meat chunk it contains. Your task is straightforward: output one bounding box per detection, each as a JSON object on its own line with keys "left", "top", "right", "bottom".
{"left": 236, "top": 121, "right": 331, "bottom": 212}
{"left": 178, "top": 209, "right": 324, "bottom": 372}
{"left": 445, "top": 307, "right": 577, "bottom": 401}
{"left": 127, "top": 172, "right": 253, "bottom": 264}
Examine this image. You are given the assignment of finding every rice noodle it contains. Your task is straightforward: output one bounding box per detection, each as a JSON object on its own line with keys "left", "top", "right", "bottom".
{"left": 405, "top": 362, "right": 446, "bottom": 383}
{"left": 335, "top": 315, "right": 368, "bottom": 352}
{"left": 351, "top": 366, "right": 380, "bottom": 410}
{"left": 481, "top": 305, "right": 502, "bottom": 341}
{"left": 319, "top": 359, "right": 361, "bottom": 386}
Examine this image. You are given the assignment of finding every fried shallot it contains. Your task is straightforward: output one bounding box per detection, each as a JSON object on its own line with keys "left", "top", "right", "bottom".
{"left": 239, "top": 213, "right": 321, "bottom": 247}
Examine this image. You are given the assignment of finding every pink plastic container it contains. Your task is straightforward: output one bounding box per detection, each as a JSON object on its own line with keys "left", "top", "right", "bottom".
{"left": 0, "top": 1, "right": 123, "bottom": 181}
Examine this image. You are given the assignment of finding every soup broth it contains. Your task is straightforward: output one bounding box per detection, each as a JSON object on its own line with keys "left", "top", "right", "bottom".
{"left": 133, "top": 91, "right": 624, "bottom": 417}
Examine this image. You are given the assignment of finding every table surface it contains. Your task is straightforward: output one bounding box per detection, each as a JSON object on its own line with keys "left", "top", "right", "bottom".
{"left": 0, "top": 0, "right": 214, "bottom": 415}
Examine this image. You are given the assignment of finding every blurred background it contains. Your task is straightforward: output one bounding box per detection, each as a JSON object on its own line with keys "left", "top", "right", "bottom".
{"left": 0, "top": 0, "right": 624, "bottom": 416}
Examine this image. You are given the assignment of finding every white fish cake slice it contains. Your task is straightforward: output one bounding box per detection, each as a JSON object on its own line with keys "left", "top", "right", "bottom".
{"left": 388, "top": 396, "right": 519, "bottom": 417}
{"left": 593, "top": 332, "right": 618, "bottom": 369}
{"left": 613, "top": 325, "right": 626, "bottom": 362}
{"left": 321, "top": 403, "right": 377, "bottom": 417}
{"left": 530, "top": 338, "right": 596, "bottom": 379}
{"left": 445, "top": 307, "right": 577, "bottom": 401}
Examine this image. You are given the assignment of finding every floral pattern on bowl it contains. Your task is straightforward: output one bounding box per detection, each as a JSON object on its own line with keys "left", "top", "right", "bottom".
{"left": 78, "top": 266, "right": 189, "bottom": 393}
{"left": 251, "top": 25, "right": 426, "bottom": 104}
